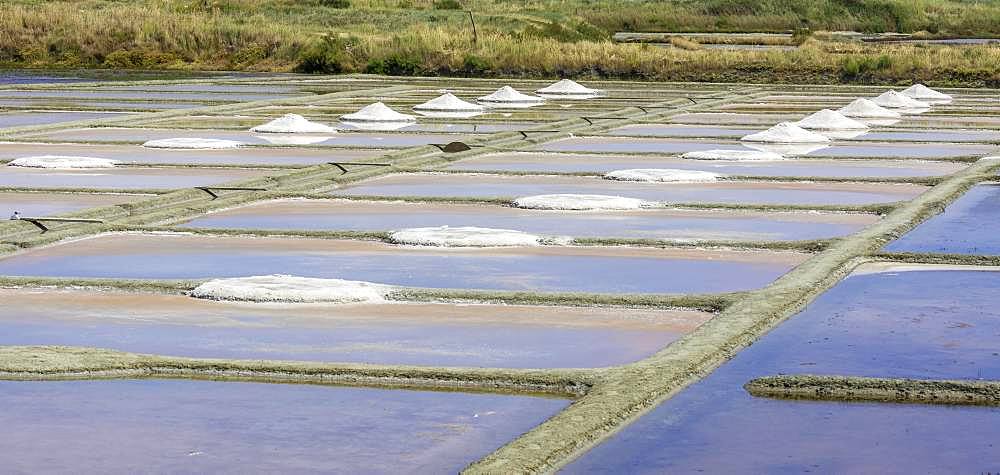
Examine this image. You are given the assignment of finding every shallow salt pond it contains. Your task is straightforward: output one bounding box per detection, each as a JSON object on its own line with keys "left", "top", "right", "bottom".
{"left": 608, "top": 124, "right": 1000, "bottom": 143}
{"left": 0, "top": 166, "right": 271, "bottom": 190}
{"left": 0, "top": 89, "right": 306, "bottom": 103}
{"left": 0, "top": 191, "right": 140, "bottom": 217}
{"left": 0, "top": 379, "right": 567, "bottom": 473}
{"left": 0, "top": 99, "right": 210, "bottom": 111}
{"left": 0, "top": 233, "right": 807, "bottom": 294}
{"left": 0, "top": 142, "right": 384, "bottom": 166}
{"left": 21, "top": 127, "right": 476, "bottom": 148}
{"left": 564, "top": 265, "right": 1000, "bottom": 473}
{"left": 0, "top": 111, "right": 133, "bottom": 128}
{"left": 444, "top": 152, "right": 963, "bottom": 178}
{"left": 182, "top": 199, "right": 878, "bottom": 241}
{"left": 0, "top": 289, "right": 709, "bottom": 368}
{"left": 884, "top": 183, "right": 1000, "bottom": 254}
{"left": 331, "top": 173, "right": 927, "bottom": 206}
{"left": 536, "top": 137, "right": 998, "bottom": 158}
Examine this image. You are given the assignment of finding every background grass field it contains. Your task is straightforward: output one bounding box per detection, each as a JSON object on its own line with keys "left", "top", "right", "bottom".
{"left": 1, "top": 0, "right": 999, "bottom": 85}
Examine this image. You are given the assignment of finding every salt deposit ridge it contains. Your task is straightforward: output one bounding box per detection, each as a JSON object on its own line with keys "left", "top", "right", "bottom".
{"left": 872, "top": 90, "right": 931, "bottom": 109}
{"left": 682, "top": 150, "right": 785, "bottom": 161}
{"left": 142, "top": 138, "right": 243, "bottom": 149}
{"left": 514, "top": 194, "right": 646, "bottom": 210}
{"left": 535, "top": 79, "right": 600, "bottom": 95}
{"left": 838, "top": 98, "right": 902, "bottom": 118}
{"left": 901, "top": 84, "right": 952, "bottom": 100}
{"left": 413, "top": 93, "right": 484, "bottom": 112}
{"left": 8, "top": 155, "right": 119, "bottom": 168}
{"left": 340, "top": 102, "right": 416, "bottom": 122}
{"left": 479, "top": 86, "right": 545, "bottom": 104}
{"left": 604, "top": 169, "right": 723, "bottom": 182}
{"left": 389, "top": 226, "right": 560, "bottom": 247}
{"left": 250, "top": 114, "right": 335, "bottom": 133}
{"left": 741, "top": 122, "right": 831, "bottom": 143}
{"left": 795, "top": 109, "right": 869, "bottom": 130}
{"left": 189, "top": 275, "right": 393, "bottom": 303}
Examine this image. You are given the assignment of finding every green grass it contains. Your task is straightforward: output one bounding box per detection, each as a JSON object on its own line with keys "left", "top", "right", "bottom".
{"left": 1, "top": 0, "right": 999, "bottom": 85}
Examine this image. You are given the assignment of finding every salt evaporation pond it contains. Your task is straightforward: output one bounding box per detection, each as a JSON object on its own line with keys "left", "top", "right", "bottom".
{"left": 565, "top": 265, "right": 1000, "bottom": 473}
{"left": 182, "top": 199, "right": 878, "bottom": 241}
{"left": 0, "top": 111, "right": 133, "bottom": 128}
{"left": 22, "top": 127, "right": 475, "bottom": 149}
{"left": 444, "top": 152, "right": 963, "bottom": 178}
{"left": 884, "top": 183, "right": 1000, "bottom": 254}
{"left": 608, "top": 124, "right": 758, "bottom": 139}
{"left": 0, "top": 379, "right": 567, "bottom": 473}
{"left": 0, "top": 289, "right": 708, "bottom": 368}
{"left": 331, "top": 173, "right": 926, "bottom": 206}
{"left": 609, "top": 124, "right": 1000, "bottom": 143}
{"left": 0, "top": 99, "right": 210, "bottom": 111}
{"left": 0, "top": 166, "right": 270, "bottom": 190}
{"left": 0, "top": 142, "right": 384, "bottom": 166}
{"left": 536, "top": 137, "right": 998, "bottom": 158}
{"left": 0, "top": 89, "right": 304, "bottom": 102}
{"left": 0, "top": 233, "right": 807, "bottom": 294}
{"left": 0, "top": 192, "right": 140, "bottom": 217}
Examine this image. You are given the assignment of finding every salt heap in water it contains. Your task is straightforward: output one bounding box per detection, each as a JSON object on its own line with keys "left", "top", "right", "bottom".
{"left": 838, "top": 98, "right": 902, "bottom": 118}
{"left": 682, "top": 149, "right": 785, "bottom": 161}
{"left": 478, "top": 86, "right": 545, "bottom": 104}
{"left": 340, "top": 102, "right": 416, "bottom": 122}
{"left": 142, "top": 138, "right": 243, "bottom": 149}
{"left": 604, "top": 169, "right": 723, "bottom": 183}
{"left": 389, "top": 226, "right": 556, "bottom": 247}
{"left": 513, "top": 194, "right": 644, "bottom": 210}
{"left": 8, "top": 155, "right": 119, "bottom": 168}
{"left": 250, "top": 114, "right": 335, "bottom": 133}
{"left": 795, "top": 109, "right": 869, "bottom": 130}
{"left": 872, "top": 90, "right": 930, "bottom": 109}
{"left": 413, "top": 93, "right": 484, "bottom": 112}
{"left": 190, "top": 275, "right": 392, "bottom": 303}
{"left": 741, "top": 122, "right": 831, "bottom": 143}
{"left": 535, "top": 79, "right": 600, "bottom": 95}
{"left": 901, "top": 84, "right": 953, "bottom": 100}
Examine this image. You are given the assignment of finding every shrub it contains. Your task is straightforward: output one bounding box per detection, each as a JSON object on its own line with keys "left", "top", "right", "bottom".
{"left": 461, "top": 53, "right": 491, "bottom": 74}
{"left": 319, "top": 0, "right": 351, "bottom": 8}
{"left": 295, "top": 35, "right": 359, "bottom": 73}
{"left": 365, "top": 52, "right": 423, "bottom": 76}
{"left": 433, "top": 0, "right": 462, "bottom": 10}
{"left": 841, "top": 53, "right": 893, "bottom": 78}
{"left": 103, "top": 50, "right": 178, "bottom": 69}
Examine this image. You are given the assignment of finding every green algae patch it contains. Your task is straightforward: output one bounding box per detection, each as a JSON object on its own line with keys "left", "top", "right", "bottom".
{"left": 746, "top": 374, "right": 1000, "bottom": 406}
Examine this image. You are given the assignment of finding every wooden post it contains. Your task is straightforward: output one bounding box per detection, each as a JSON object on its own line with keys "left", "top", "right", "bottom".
{"left": 467, "top": 11, "right": 478, "bottom": 45}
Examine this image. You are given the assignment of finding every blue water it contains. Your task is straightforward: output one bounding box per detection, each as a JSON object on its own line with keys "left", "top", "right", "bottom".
{"left": 885, "top": 183, "right": 1000, "bottom": 254}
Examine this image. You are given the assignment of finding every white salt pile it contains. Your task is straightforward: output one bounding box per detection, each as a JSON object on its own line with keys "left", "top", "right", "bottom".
{"left": 535, "top": 79, "right": 600, "bottom": 95}
{"left": 189, "top": 275, "right": 393, "bottom": 303}
{"left": 741, "top": 122, "right": 832, "bottom": 143}
{"left": 795, "top": 109, "right": 869, "bottom": 130}
{"left": 142, "top": 138, "right": 243, "bottom": 149}
{"left": 478, "top": 86, "right": 545, "bottom": 104}
{"left": 901, "top": 84, "right": 953, "bottom": 100}
{"left": 250, "top": 114, "right": 335, "bottom": 134}
{"left": 8, "top": 155, "right": 119, "bottom": 168}
{"left": 603, "top": 169, "right": 723, "bottom": 183}
{"left": 682, "top": 149, "right": 785, "bottom": 161}
{"left": 413, "top": 93, "right": 484, "bottom": 112}
{"left": 872, "top": 90, "right": 931, "bottom": 109}
{"left": 389, "top": 226, "right": 557, "bottom": 247}
{"left": 838, "top": 98, "right": 902, "bottom": 118}
{"left": 513, "top": 194, "right": 645, "bottom": 210}
{"left": 340, "top": 102, "right": 416, "bottom": 122}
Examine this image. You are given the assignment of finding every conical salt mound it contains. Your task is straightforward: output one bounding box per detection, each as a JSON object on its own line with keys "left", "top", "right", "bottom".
{"left": 838, "top": 98, "right": 902, "bottom": 118}
{"left": 740, "top": 122, "right": 832, "bottom": 143}
{"left": 413, "top": 93, "right": 484, "bottom": 112}
{"left": 478, "top": 86, "right": 545, "bottom": 103}
{"left": 872, "top": 90, "right": 930, "bottom": 109}
{"left": 536, "top": 79, "right": 599, "bottom": 95}
{"left": 901, "top": 84, "right": 952, "bottom": 100}
{"left": 250, "top": 114, "right": 335, "bottom": 133}
{"left": 795, "top": 109, "right": 869, "bottom": 130}
{"left": 340, "top": 102, "right": 416, "bottom": 122}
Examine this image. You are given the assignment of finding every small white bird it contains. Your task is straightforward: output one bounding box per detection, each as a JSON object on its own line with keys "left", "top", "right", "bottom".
{"left": 9, "top": 211, "right": 20, "bottom": 220}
